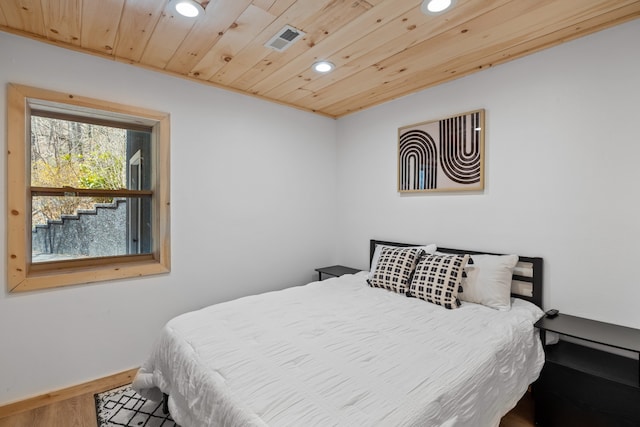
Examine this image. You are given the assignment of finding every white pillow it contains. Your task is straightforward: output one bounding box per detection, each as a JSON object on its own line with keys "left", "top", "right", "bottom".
{"left": 459, "top": 254, "right": 519, "bottom": 311}
{"left": 369, "top": 244, "right": 437, "bottom": 279}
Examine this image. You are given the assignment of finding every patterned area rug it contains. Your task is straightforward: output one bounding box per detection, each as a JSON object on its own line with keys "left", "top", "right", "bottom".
{"left": 95, "top": 384, "right": 177, "bottom": 427}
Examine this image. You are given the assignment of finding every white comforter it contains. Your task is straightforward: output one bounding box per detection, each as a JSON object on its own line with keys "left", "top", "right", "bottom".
{"left": 133, "top": 272, "right": 544, "bottom": 427}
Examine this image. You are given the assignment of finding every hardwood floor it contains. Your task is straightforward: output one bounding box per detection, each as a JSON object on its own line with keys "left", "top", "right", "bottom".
{"left": 500, "top": 391, "right": 535, "bottom": 427}
{"left": 0, "top": 387, "right": 535, "bottom": 427}
{"left": 0, "top": 393, "right": 97, "bottom": 427}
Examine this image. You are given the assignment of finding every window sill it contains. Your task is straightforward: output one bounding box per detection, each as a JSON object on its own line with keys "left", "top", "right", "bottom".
{"left": 8, "top": 257, "right": 170, "bottom": 293}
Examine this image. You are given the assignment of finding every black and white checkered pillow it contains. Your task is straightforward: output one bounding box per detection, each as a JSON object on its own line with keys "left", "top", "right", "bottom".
{"left": 408, "top": 253, "right": 470, "bottom": 309}
{"left": 367, "top": 246, "right": 424, "bottom": 293}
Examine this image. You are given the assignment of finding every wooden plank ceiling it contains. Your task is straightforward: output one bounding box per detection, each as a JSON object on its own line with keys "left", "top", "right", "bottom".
{"left": 1, "top": 0, "right": 639, "bottom": 118}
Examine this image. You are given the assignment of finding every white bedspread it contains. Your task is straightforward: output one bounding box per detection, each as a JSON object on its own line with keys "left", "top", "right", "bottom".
{"left": 133, "top": 272, "right": 544, "bottom": 427}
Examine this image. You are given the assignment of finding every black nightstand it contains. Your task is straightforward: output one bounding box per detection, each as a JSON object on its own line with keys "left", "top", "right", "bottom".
{"left": 315, "top": 265, "right": 360, "bottom": 281}
{"left": 534, "top": 314, "right": 640, "bottom": 426}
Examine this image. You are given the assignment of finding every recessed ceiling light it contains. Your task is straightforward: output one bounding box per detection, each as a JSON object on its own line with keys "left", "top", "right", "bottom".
{"left": 421, "top": 0, "right": 456, "bottom": 15}
{"left": 312, "top": 61, "right": 335, "bottom": 73}
{"left": 173, "top": 0, "right": 205, "bottom": 18}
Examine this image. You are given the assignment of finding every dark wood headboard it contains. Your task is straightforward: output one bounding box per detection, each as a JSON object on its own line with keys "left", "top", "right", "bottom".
{"left": 370, "top": 239, "right": 543, "bottom": 309}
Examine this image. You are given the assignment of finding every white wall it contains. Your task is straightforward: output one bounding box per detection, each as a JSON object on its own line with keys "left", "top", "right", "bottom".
{"left": 2, "top": 18, "right": 640, "bottom": 406}
{"left": 336, "top": 20, "right": 640, "bottom": 330}
{"left": 0, "top": 32, "right": 338, "bottom": 404}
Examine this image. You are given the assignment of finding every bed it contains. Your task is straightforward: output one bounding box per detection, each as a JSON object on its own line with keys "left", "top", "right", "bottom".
{"left": 133, "top": 239, "right": 545, "bottom": 427}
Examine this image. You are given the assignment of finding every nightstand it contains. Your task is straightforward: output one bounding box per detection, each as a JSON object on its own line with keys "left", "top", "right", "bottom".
{"left": 534, "top": 314, "right": 640, "bottom": 426}
{"left": 315, "top": 265, "right": 360, "bottom": 281}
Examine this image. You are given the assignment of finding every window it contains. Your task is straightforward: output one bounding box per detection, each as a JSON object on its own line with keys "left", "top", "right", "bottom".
{"left": 7, "top": 84, "right": 170, "bottom": 292}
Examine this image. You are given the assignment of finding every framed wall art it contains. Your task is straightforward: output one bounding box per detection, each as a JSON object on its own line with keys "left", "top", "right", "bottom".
{"left": 398, "top": 109, "right": 484, "bottom": 193}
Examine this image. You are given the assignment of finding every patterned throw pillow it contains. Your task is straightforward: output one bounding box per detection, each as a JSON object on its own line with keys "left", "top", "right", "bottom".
{"left": 367, "top": 246, "right": 424, "bottom": 293}
{"left": 408, "top": 253, "right": 470, "bottom": 309}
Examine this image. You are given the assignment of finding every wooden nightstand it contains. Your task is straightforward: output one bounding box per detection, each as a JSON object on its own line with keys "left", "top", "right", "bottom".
{"left": 534, "top": 314, "right": 640, "bottom": 426}
{"left": 314, "top": 265, "right": 360, "bottom": 281}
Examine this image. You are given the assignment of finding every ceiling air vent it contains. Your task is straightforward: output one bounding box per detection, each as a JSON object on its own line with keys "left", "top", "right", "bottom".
{"left": 264, "top": 25, "right": 305, "bottom": 52}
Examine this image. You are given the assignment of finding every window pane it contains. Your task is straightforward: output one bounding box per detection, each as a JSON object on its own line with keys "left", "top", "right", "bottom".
{"left": 29, "top": 115, "right": 155, "bottom": 264}
{"left": 30, "top": 116, "right": 152, "bottom": 191}
{"left": 32, "top": 195, "right": 152, "bottom": 263}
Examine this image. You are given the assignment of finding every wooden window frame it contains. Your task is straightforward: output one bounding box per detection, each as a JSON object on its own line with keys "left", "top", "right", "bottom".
{"left": 7, "top": 84, "right": 171, "bottom": 292}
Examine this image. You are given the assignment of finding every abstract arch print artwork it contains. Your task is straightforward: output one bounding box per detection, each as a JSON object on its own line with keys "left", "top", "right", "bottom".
{"left": 398, "top": 110, "right": 484, "bottom": 192}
